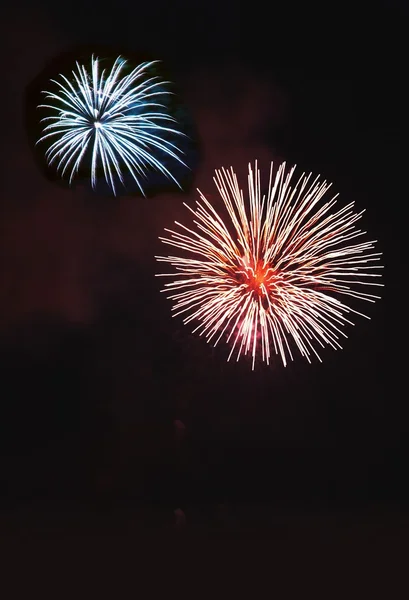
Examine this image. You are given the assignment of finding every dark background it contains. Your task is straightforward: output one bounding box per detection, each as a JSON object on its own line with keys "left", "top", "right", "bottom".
{"left": 0, "top": 0, "right": 407, "bottom": 591}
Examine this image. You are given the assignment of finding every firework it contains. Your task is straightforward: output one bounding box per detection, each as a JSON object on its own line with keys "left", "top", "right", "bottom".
{"left": 37, "top": 55, "right": 188, "bottom": 195}
{"left": 156, "top": 162, "right": 383, "bottom": 369}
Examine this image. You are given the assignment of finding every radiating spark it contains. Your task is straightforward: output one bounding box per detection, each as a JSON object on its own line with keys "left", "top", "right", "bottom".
{"left": 37, "top": 55, "right": 188, "bottom": 196}
{"left": 155, "top": 161, "right": 383, "bottom": 369}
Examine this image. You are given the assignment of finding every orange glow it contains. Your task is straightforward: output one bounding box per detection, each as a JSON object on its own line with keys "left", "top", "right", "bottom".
{"left": 236, "top": 259, "right": 275, "bottom": 303}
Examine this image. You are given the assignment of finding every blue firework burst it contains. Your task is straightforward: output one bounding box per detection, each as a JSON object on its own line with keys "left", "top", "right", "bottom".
{"left": 37, "top": 55, "right": 188, "bottom": 196}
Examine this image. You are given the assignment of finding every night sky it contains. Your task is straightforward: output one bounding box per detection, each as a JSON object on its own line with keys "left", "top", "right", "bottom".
{"left": 0, "top": 0, "right": 408, "bottom": 583}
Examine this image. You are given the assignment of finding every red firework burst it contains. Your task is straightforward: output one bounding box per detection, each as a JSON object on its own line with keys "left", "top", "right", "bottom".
{"left": 155, "top": 162, "right": 383, "bottom": 369}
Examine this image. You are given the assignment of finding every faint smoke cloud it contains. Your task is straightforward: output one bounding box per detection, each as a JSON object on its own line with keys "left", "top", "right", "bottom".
{"left": 0, "top": 12, "right": 287, "bottom": 329}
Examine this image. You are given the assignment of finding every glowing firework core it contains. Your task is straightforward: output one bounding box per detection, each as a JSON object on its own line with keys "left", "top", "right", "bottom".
{"left": 235, "top": 257, "right": 275, "bottom": 307}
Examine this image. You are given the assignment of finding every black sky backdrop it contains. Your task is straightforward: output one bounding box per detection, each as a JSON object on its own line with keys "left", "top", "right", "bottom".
{"left": 0, "top": 0, "right": 407, "bottom": 537}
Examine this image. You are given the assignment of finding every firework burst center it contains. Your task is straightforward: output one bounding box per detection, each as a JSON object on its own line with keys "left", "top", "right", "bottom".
{"left": 235, "top": 257, "right": 277, "bottom": 310}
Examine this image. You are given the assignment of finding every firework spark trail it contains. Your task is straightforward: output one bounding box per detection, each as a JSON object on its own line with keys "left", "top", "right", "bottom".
{"left": 156, "top": 162, "right": 383, "bottom": 369}
{"left": 37, "top": 55, "right": 188, "bottom": 195}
